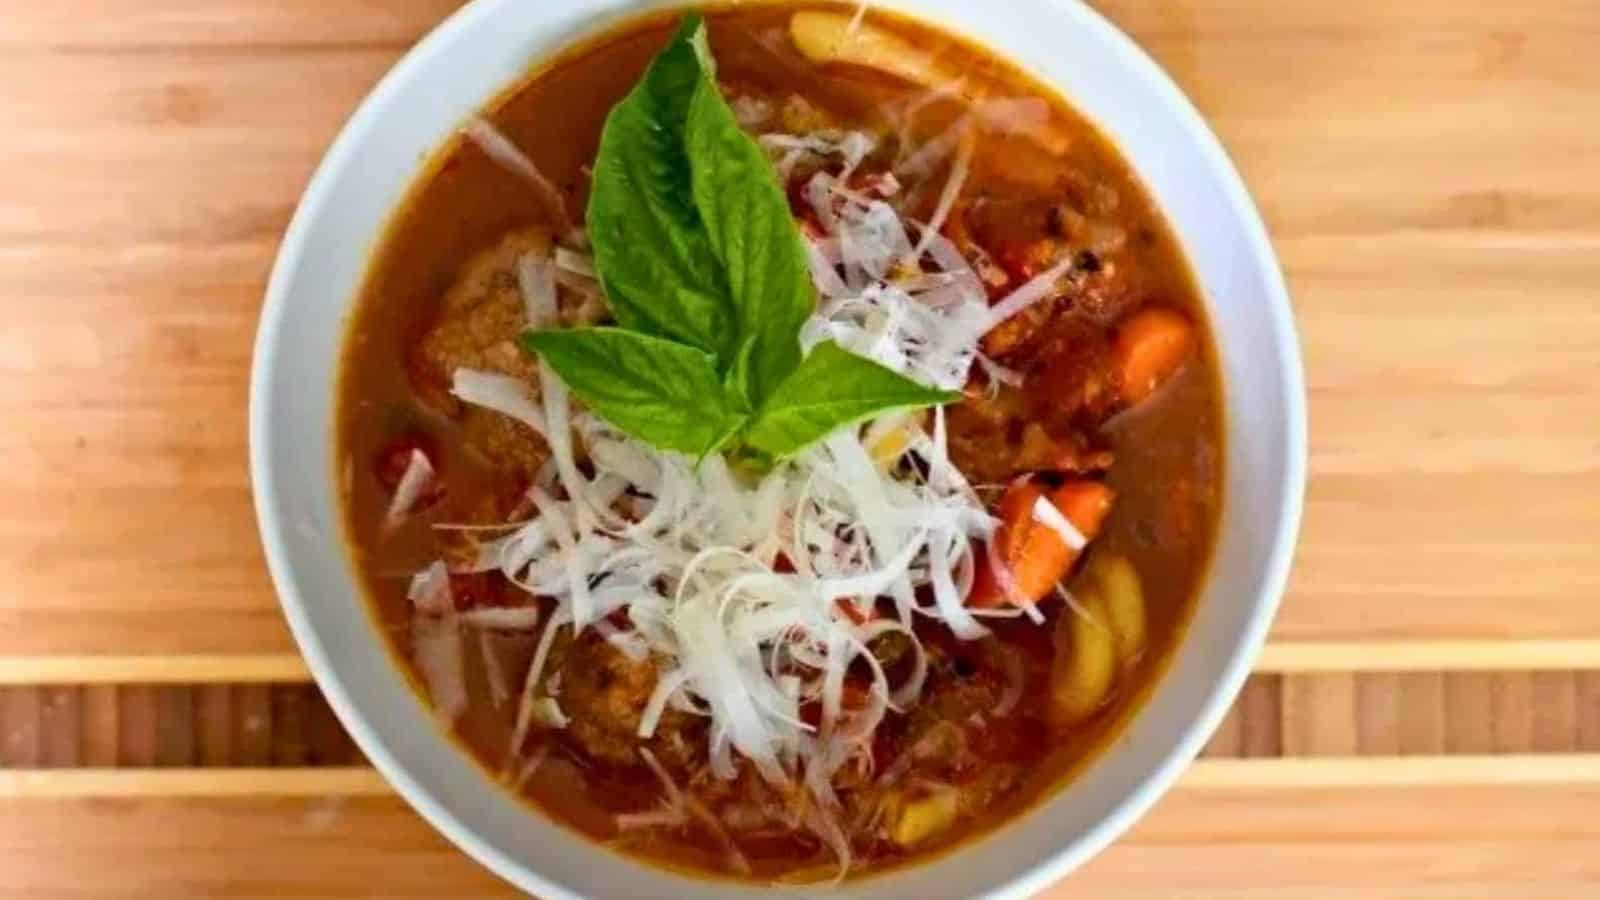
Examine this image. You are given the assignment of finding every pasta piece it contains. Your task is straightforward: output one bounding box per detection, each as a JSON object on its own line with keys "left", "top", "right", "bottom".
{"left": 1047, "top": 588, "right": 1117, "bottom": 729}
{"left": 1092, "top": 555, "right": 1147, "bottom": 669}
{"left": 790, "top": 11, "right": 959, "bottom": 89}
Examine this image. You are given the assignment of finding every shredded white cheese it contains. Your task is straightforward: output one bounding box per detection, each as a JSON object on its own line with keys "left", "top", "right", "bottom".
{"left": 417, "top": 111, "right": 1091, "bottom": 879}
{"left": 447, "top": 380, "right": 997, "bottom": 822}
{"left": 451, "top": 368, "right": 549, "bottom": 438}
{"left": 406, "top": 560, "right": 453, "bottom": 615}
{"left": 554, "top": 247, "right": 597, "bottom": 279}
{"left": 384, "top": 449, "right": 436, "bottom": 531}
{"left": 411, "top": 613, "right": 466, "bottom": 725}
{"left": 982, "top": 255, "right": 1074, "bottom": 333}
{"left": 460, "top": 606, "right": 541, "bottom": 630}
{"left": 518, "top": 251, "right": 558, "bottom": 327}
{"left": 1032, "top": 494, "right": 1087, "bottom": 551}
{"left": 847, "top": 1, "right": 871, "bottom": 34}
{"left": 463, "top": 117, "right": 575, "bottom": 238}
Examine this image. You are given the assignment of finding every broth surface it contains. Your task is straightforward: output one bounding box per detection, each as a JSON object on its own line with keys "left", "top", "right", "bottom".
{"left": 337, "top": 2, "right": 1221, "bottom": 882}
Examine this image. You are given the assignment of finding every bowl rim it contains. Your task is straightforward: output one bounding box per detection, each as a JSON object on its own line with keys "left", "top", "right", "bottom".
{"left": 250, "top": 1, "right": 1307, "bottom": 896}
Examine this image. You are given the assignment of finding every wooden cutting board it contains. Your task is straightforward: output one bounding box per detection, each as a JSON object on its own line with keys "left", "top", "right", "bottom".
{"left": 1, "top": 0, "right": 1599, "bottom": 896}
{"left": 4, "top": 0, "right": 1597, "bottom": 660}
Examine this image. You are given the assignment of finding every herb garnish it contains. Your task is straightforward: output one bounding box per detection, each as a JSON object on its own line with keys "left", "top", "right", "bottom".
{"left": 521, "top": 14, "right": 955, "bottom": 464}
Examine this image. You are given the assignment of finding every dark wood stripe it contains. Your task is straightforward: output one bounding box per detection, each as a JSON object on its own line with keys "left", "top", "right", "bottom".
{"left": 1, "top": 673, "right": 1599, "bottom": 767}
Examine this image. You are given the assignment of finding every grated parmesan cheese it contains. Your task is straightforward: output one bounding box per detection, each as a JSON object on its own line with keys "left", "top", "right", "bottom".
{"left": 416, "top": 111, "right": 1083, "bottom": 880}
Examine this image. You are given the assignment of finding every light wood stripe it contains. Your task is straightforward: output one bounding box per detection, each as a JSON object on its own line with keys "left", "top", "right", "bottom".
{"left": 6, "top": 757, "right": 1600, "bottom": 798}
{"left": 1258, "top": 640, "right": 1600, "bottom": 673}
{"left": 8, "top": 639, "right": 1600, "bottom": 686}
{"left": 0, "top": 655, "right": 311, "bottom": 685}
{"left": 1183, "top": 755, "right": 1600, "bottom": 789}
{"left": 0, "top": 641, "right": 1589, "bottom": 687}
{"left": 0, "top": 767, "right": 388, "bottom": 798}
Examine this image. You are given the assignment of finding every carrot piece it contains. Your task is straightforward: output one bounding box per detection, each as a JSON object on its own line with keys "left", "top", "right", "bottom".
{"left": 1113, "top": 308, "right": 1194, "bottom": 407}
{"left": 1050, "top": 481, "right": 1116, "bottom": 538}
{"left": 969, "top": 479, "right": 1115, "bottom": 609}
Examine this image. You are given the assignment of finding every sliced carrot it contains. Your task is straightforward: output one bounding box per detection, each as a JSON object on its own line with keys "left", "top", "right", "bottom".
{"left": 969, "top": 478, "right": 1115, "bottom": 609}
{"left": 1113, "top": 308, "right": 1194, "bottom": 407}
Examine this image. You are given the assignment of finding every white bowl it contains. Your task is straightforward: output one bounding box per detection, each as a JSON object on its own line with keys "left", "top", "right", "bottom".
{"left": 250, "top": 1, "right": 1306, "bottom": 896}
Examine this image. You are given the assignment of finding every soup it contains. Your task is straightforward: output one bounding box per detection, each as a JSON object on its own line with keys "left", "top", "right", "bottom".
{"left": 337, "top": 2, "right": 1220, "bottom": 883}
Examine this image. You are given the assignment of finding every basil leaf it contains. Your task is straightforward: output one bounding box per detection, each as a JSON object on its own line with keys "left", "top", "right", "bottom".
{"left": 685, "top": 76, "right": 813, "bottom": 406}
{"left": 556, "top": 14, "right": 962, "bottom": 466}
{"left": 741, "top": 342, "right": 959, "bottom": 458}
{"left": 521, "top": 327, "right": 747, "bottom": 457}
{"left": 587, "top": 15, "right": 736, "bottom": 360}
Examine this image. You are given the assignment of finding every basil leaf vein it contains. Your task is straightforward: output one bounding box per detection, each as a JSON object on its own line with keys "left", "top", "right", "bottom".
{"left": 587, "top": 15, "right": 736, "bottom": 360}
{"left": 533, "top": 14, "right": 962, "bottom": 466}
{"left": 521, "top": 327, "right": 746, "bottom": 457}
{"left": 685, "top": 75, "right": 813, "bottom": 406}
{"left": 741, "top": 342, "right": 959, "bottom": 458}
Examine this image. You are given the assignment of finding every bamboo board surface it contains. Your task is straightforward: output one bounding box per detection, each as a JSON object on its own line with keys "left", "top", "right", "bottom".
{"left": 0, "top": 780, "right": 1595, "bottom": 899}
{"left": 7, "top": 672, "right": 1600, "bottom": 769}
{"left": 2, "top": 0, "right": 1600, "bottom": 896}
{"left": 0, "top": 0, "right": 1597, "bottom": 659}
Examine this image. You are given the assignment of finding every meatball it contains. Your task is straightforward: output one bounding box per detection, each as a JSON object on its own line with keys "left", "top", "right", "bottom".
{"left": 409, "top": 228, "right": 553, "bottom": 476}
{"left": 556, "top": 631, "right": 700, "bottom": 770}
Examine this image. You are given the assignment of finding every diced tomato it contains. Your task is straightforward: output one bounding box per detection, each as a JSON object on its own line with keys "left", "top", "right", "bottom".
{"left": 835, "top": 597, "right": 877, "bottom": 626}
{"left": 968, "top": 478, "right": 1114, "bottom": 609}
{"left": 800, "top": 678, "right": 874, "bottom": 730}
{"left": 447, "top": 572, "right": 498, "bottom": 610}
{"left": 797, "top": 215, "right": 826, "bottom": 241}
{"left": 991, "top": 237, "right": 1066, "bottom": 284}
{"left": 374, "top": 433, "right": 447, "bottom": 509}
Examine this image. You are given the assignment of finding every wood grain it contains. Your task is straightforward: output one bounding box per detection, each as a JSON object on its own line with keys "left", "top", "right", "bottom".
{"left": 232, "top": 686, "right": 274, "bottom": 767}
{"left": 1070, "top": 780, "right": 1600, "bottom": 900}
{"left": 1237, "top": 673, "right": 1283, "bottom": 758}
{"left": 0, "top": 776, "right": 1594, "bottom": 898}
{"left": 0, "top": 656, "right": 310, "bottom": 685}
{"left": 1444, "top": 673, "right": 1497, "bottom": 754}
{"left": 1489, "top": 674, "right": 1536, "bottom": 753}
{"left": 1531, "top": 671, "right": 1578, "bottom": 753}
{"left": 0, "top": 0, "right": 1594, "bottom": 895}
{"left": 37, "top": 688, "right": 79, "bottom": 768}
{"left": 80, "top": 686, "right": 118, "bottom": 766}
{"left": 1396, "top": 673, "right": 1446, "bottom": 755}
{"left": 0, "top": 689, "right": 40, "bottom": 767}
{"left": 153, "top": 688, "right": 197, "bottom": 767}
{"left": 0, "top": 1, "right": 1591, "bottom": 661}
{"left": 1095, "top": 0, "right": 1600, "bottom": 646}
{"left": 1354, "top": 673, "right": 1402, "bottom": 755}
{"left": 9, "top": 672, "right": 1600, "bottom": 774}
{"left": 1281, "top": 673, "right": 1356, "bottom": 756}
{"left": 6, "top": 753, "right": 1600, "bottom": 795}
{"left": 114, "top": 687, "right": 157, "bottom": 767}
{"left": 0, "top": 0, "right": 464, "bottom": 49}
{"left": 0, "top": 795, "right": 514, "bottom": 899}
{"left": 1578, "top": 673, "right": 1600, "bottom": 751}
{"left": 0, "top": 768, "right": 387, "bottom": 798}
{"left": 7, "top": 641, "right": 1600, "bottom": 691}
{"left": 196, "top": 685, "right": 234, "bottom": 766}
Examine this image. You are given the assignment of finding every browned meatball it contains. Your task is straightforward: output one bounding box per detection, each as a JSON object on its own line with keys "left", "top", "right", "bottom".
{"left": 557, "top": 631, "right": 701, "bottom": 770}
{"left": 408, "top": 228, "right": 552, "bottom": 476}
{"left": 1026, "top": 318, "right": 1122, "bottom": 428}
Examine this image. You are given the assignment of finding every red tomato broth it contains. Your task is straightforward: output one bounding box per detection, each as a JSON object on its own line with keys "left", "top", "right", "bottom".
{"left": 336, "top": 2, "right": 1221, "bottom": 883}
